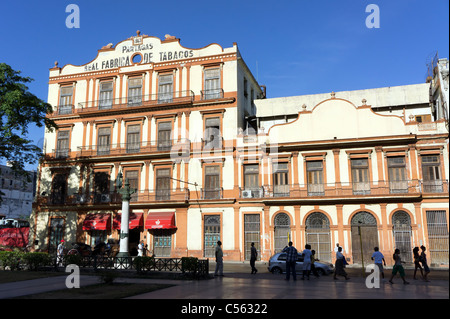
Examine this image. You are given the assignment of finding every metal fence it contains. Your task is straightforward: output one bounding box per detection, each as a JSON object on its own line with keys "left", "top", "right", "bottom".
{"left": 54, "top": 255, "right": 210, "bottom": 278}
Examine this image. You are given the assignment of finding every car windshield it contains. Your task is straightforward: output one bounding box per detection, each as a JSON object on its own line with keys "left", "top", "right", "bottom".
{"left": 277, "top": 253, "right": 304, "bottom": 262}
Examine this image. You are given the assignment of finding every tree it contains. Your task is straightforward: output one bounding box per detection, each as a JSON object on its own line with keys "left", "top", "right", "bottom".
{"left": 0, "top": 63, "right": 57, "bottom": 200}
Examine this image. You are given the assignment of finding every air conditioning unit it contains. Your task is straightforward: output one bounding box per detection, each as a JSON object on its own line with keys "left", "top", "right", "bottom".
{"left": 100, "top": 194, "right": 110, "bottom": 203}
{"left": 76, "top": 195, "right": 85, "bottom": 204}
{"left": 242, "top": 190, "right": 253, "bottom": 198}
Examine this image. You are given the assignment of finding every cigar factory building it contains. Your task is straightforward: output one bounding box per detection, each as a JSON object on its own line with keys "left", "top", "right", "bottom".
{"left": 30, "top": 32, "right": 449, "bottom": 266}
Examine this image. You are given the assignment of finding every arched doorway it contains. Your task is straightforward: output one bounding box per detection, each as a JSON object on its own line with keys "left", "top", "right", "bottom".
{"left": 392, "top": 211, "right": 413, "bottom": 263}
{"left": 305, "top": 212, "right": 331, "bottom": 263}
{"left": 274, "top": 213, "right": 291, "bottom": 253}
{"left": 351, "top": 211, "right": 379, "bottom": 265}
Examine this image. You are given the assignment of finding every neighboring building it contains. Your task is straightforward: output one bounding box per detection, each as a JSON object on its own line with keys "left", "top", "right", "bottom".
{"left": 0, "top": 164, "right": 37, "bottom": 219}
{"left": 31, "top": 32, "right": 449, "bottom": 266}
{"left": 426, "top": 53, "right": 449, "bottom": 129}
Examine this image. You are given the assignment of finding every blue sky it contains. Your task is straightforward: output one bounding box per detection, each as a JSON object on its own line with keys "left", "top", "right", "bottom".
{"left": 0, "top": 0, "right": 448, "bottom": 170}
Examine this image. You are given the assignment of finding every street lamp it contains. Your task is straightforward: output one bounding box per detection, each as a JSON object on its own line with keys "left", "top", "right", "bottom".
{"left": 115, "top": 170, "right": 136, "bottom": 261}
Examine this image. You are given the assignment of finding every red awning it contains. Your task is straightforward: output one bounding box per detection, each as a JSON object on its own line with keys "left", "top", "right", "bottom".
{"left": 82, "top": 214, "right": 111, "bottom": 231}
{"left": 113, "top": 213, "right": 143, "bottom": 229}
{"left": 145, "top": 212, "right": 176, "bottom": 230}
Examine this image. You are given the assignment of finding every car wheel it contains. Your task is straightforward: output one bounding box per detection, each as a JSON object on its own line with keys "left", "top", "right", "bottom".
{"left": 271, "top": 267, "right": 282, "bottom": 274}
{"left": 317, "top": 268, "right": 326, "bottom": 276}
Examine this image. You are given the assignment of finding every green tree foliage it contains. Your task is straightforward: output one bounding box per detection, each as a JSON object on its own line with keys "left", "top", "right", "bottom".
{"left": 0, "top": 63, "right": 57, "bottom": 199}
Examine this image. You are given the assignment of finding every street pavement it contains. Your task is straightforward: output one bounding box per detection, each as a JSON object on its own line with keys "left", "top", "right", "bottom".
{"left": 0, "top": 261, "right": 448, "bottom": 300}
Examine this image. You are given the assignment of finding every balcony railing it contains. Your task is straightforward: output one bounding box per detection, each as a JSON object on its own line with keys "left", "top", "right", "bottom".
{"left": 76, "top": 139, "right": 190, "bottom": 157}
{"left": 200, "top": 89, "right": 224, "bottom": 100}
{"left": 77, "top": 91, "right": 195, "bottom": 113}
{"left": 201, "top": 188, "right": 223, "bottom": 200}
{"left": 421, "top": 180, "right": 448, "bottom": 193}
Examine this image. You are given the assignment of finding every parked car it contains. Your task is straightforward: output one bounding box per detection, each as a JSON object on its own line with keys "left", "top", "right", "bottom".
{"left": 268, "top": 252, "right": 334, "bottom": 275}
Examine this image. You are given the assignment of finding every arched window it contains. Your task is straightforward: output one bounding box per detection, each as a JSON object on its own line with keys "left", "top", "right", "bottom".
{"left": 274, "top": 213, "right": 291, "bottom": 253}
{"left": 392, "top": 211, "right": 412, "bottom": 263}
{"left": 305, "top": 212, "right": 331, "bottom": 262}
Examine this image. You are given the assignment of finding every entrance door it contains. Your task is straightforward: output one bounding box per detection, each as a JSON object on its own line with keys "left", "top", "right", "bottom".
{"left": 244, "top": 214, "right": 260, "bottom": 261}
{"left": 426, "top": 210, "right": 449, "bottom": 265}
{"left": 204, "top": 215, "right": 220, "bottom": 258}
{"left": 274, "top": 213, "right": 291, "bottom": 253}
{"left": 392, "top": 211, "right": 412, "bottom": 263}
{"left": 153, "top": 230, "right": 172, "bottom": 257}
{"left": 351, "top": 212, "right": 379, "bottom": 265}
{"left": 305, "top": 212, "right": 331, "bottom": 263}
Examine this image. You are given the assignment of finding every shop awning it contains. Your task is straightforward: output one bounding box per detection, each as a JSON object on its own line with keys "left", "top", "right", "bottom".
{"left": 145, "top": 212, "right": 176, "bottom": 230}
{"left": 113, "top": 213, "right": 143, "bottom": 229}
{"left": 82, "top": 214, "right": 111, "bottom": 231}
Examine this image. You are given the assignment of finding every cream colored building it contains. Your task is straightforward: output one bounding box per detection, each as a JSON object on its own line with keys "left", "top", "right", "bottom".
{"left": 31, "top": 32, "right": 449, "bottom": 267}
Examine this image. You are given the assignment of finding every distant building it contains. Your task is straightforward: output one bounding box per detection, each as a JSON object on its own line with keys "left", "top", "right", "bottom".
{"left": 0, "top": 164, "right": 37, "bottom": 219}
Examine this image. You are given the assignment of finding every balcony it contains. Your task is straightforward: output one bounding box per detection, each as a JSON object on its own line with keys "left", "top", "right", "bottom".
{"left": 76, "top": 139, "right": 190, "bottom": 158}
{"left": 421, "top": 180, "right": 448, "bottom": 193}
{"left": 200, "top": 89, "right": 224, "bottom": 100}
{"left": 42, "top": 188, "right": 190, "bottom": 206}
{"left": 201, "top": 188, "right": 223, "bottom": 200}
{"left": 77, "top": 91, "right": 195, "bottom": 114}
{"left": 238, "top": 180, "right": 434, "bottom": 201}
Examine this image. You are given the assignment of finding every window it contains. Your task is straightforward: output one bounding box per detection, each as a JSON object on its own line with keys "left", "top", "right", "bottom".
{"left": 56, "top": 130, "right": 70, "bottom": 158}
{"left": 273, "top": 162, "right": 289, "bottom": 197}
{"left": 243, "top": 164, "right": 261, "bottom": 197}
{"left": 125, "top": 170, "right": 139, "bottom": 201}
{"left": 157, "top": 121, "right": 172, "bottom": 151}
{"left": 204, "top": 117, "right": 221, "bottom": 149}
{"left": 90, "top": 230, "right": 107, "bottom": 247}
{"left": 155, "top": 168, "right": 170, "bottom": 201}
{"left": 158, "top": 74, "right": 173, "bottom": 103}
{"left": 351, "top": 158, "right": 370, "bottom": 195}
{"left": 388, "top": 157, "right": 408, "bottom": 193}
{"left": 307, "top": 161, "right": 324, "bottom": 196}
{"left": 128, "top": 78, "right": 142, "bottom": 106}
{"left": 204, "top": 68, "right": 221, "bottom": 99}
{"left": 126, "top": 124, "right": 141, "bottom": 153}
{"left": 244, "top": 214, "right": 260, "bottom": 261}
{"left": 99, "top": 81, "right": 113, "bottom": 109}
{"left": 97, "top": 127, "right": 111, "bottom": 155}
{"left": 93, "top": 172, "right": 110, "bottom": 203}
{"left": 49, "top": 218, "right": 65, "bottom": 254}
{"left": 204, "top": 165, "right": 221, "bottom": 199}
{"left": 51, "top": 174, "right": 67, "bottom": 205}
{"left": 422, "top": 155, "right": 443, "bottom": 192}
{"left": 59, "top": 86, "right": 73, "bottom": 114}
{"left": 204, "top": 215, "right": 220, "bottom": 257}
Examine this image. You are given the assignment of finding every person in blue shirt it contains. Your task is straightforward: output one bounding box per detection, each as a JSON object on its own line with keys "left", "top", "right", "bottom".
{"left": 371, "top": 246, "right": 386, "bottom": 279}
{"left": 282, "top": 241, "right": 298, "bottom": 281}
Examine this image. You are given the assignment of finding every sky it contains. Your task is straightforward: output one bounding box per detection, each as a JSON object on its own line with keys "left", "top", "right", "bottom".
{"left": 0, "top": 0, "right": 449, "bottom": 170}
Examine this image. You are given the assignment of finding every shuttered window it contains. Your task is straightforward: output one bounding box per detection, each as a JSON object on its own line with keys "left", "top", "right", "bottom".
{"left": 126, "top": 124, "right": 140, "bottom": 153}
{"left": 97, "top": 127, "right": 111, "bottom": 155}
{"left": 204, "top": 68, "right": 221, "bottom": 99}
{"left": 157, "top": 121, "right": 172, "bottom": 151}
{"left": 99, "top": 81, "right": 113, "bottom": 109}
{"left": 128, "top": 78, "right": 142, "bottom": 106}
{"left": 158, "top": 74, "right": 173, "bottom": 103}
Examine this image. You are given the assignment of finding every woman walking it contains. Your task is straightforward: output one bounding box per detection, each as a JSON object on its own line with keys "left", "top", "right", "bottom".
{"left": 389, "top": 249, "right": 409, "bottom": 285}
{"left": 420, "top": 245, "right": 431, "bottom": 282}
{"left": 333, "top": 246, "right": 350, "bottom": 280}
{"left": 413, "top": 247, "right": 423, "bottom": 280}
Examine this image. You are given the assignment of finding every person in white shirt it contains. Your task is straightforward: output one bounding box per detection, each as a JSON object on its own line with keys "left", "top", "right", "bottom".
{"left": 334, "top": 243, "right": 345, "bottom": 255}
{"left": 137, "top": 240, "right": 144, "bottom": 257}
{"left": 302, "top": 244, "right": 313, "bottom": 280}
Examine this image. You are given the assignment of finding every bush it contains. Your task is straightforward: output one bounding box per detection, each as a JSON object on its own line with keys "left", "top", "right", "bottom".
{"left": 0, "top": 251, "right": 24, "bottom": 271}
{"left": 22, "top": 252, "right": 52, "bottom": 271}
{"left": 181, "top": 257, "right": 198, "bottom": 273}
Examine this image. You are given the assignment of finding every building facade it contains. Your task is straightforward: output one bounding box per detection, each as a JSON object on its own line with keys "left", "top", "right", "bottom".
{"left": 31, "top": 32, "right": 449, "bottom": 267}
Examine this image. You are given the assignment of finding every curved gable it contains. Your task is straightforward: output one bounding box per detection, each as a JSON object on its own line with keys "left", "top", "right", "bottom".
{"left": 268, "top": 98, "right": 409, "bottom": 143}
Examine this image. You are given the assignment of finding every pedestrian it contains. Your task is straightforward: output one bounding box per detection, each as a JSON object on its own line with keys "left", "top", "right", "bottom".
{"left": 389, "top": 249, "right": 409, "bottom": 285}
{"left": 420, "top": 245, "right": 431, "bottom": 282}
{"left": 250, "top": 242, "right": 258, "bottom": 274}
{"left": 334, "top": 243, "right": 345, "bottom": 255}
{"left": 57, "top": 239, "right": 65, "bottom": 266}
{"left": 137, "top": 240, "right": 144, "bottom": 257}
{"left": 333, "top": 246, "right": 350, "bottom": 280}
{"left": 413, "top": 247, "right": 424, "bottom": 280}
{"left": 311, "top": 250, "right": 320, "bottom": 278}
{"left": 214, "top": 240, "right": 224, "bottom": 276}
{"left": 371, "top": 247, "right": 386, "bottom": 279}
{"left": 301, "top": 244, "right": 312, "bottom": 280}
{"left": 282, "top": 241, "right": 298, "bottom": 281}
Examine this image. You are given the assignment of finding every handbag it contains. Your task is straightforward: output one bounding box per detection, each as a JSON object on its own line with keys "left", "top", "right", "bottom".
{"left": 342, "top": 256, "right": 348, "bottom": 266}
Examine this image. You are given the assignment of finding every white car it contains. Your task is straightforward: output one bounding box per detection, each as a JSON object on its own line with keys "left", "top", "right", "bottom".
{"left": 268, "top": 252, "right": 334, "bottom": 275}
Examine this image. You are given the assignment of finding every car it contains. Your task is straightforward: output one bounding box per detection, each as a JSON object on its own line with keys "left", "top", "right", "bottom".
{"left": 268, "top": 252, "right": 334, "bottom": 275}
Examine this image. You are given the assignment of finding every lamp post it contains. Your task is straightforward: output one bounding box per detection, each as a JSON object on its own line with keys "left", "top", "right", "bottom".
{"left": 116, "top": 170, "right": 136, "bottom": 260}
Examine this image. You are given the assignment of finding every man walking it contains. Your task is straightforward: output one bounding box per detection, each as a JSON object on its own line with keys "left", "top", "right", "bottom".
{"left": 282, "top": 241, "right": 298, "bottom": 281}
{"left": 250, "top": 242, "right": 258, "bottom": 274}
{"left": 214, "top": 240, "right": 224, "bottom": 276}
